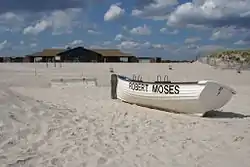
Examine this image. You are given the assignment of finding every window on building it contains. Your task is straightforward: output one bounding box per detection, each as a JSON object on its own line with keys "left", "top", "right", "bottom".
{"left": 120, "top": 57, "right": 128, "bottom": 62}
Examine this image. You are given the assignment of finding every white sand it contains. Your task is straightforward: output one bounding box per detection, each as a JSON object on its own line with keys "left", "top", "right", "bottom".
{"left": 0, "top": 62, "right": 250, "bottom": 167}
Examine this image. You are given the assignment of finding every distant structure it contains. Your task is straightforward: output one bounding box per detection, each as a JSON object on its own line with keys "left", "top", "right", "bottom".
{"left": 0, "top": 46, "right": 175, "bottom": 63}
{"left": 137, "top": 57, "right": 161, "bottom": 63}
{"left": 23, "top": 47, "right": 138, "bottom": 63}
{"left": 92, "top": 49, "right": 137, "bottom": 62}
{"left": 25, "top": 48, "right": 65, "bottom": 62}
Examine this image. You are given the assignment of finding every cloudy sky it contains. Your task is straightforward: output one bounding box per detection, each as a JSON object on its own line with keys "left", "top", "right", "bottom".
{"left": 0, "top": 0, "right": 250, "bottom": 60}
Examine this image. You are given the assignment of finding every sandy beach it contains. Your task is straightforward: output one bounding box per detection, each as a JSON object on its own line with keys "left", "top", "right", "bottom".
{"left": 0, "top": 62, "right": 250, "bottom": 167}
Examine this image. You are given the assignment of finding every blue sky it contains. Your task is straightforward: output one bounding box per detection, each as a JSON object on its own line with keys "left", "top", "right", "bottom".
{"left": 0, "top": 0, "right": 250, "bottom": 60}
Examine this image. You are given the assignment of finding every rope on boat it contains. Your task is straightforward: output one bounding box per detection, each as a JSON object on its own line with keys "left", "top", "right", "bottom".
{"left": 156, "top": 75, "right": 169, "bottom": 82}
{"left": 132, "top": 74, "right": 142, "bottom": 81}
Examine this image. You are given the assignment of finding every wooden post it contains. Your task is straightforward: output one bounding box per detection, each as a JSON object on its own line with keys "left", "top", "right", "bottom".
{"left": 34, "top": 59, "right": 37, "bottom": 76}
{"left": 111, "top": 74, "right": 118, "bottom": 99}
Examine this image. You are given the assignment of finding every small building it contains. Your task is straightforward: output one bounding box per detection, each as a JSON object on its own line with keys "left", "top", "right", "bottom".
{"left": 92, "top": 49, "right": 137, "bottom": 62}
{"left": 155, "top": 57, "right": 162, "bottom": 62}
{"left": 10, "top": 57, "right": 24, "bottom": 62}
{"left": 24, "top": 47, "right": 138, "bottom": 63}
{"left": 138, "top": 57, "right": 154, "bottom": 63}
{"left": 3, "top": 57, "right": 11, "bottom": 62}
{"left": 57, "top": 47, "right": 103, "bottom": 62}
{"left": 23, "top": 55, "right": 33, "bottom": 62}
{"left": 24, "top": 52, "right": 40, "bottom": 62}
{"left": 27, "top": 49, "right": 66, "bottom": 62}
{"left": 137, "top": 57, "right": 161, "bottom": 63}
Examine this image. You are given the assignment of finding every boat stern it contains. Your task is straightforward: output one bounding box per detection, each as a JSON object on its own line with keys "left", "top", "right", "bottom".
{"left": 198, "top": 81, "right": 236, "bottom": 111}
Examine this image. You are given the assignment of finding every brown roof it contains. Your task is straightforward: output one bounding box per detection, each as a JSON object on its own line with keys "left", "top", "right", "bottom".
{"left": 92, "top": 49, "right": 134, "bottom": 57}
{"left": 32, "top": 48, "right": 66, "bottom": 57}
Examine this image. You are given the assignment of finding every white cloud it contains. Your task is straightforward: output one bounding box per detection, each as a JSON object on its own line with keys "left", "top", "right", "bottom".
{"left": 160, "top": 27, "right": 178, "bottom": 35}
{"left": 122, "top": 25, "right": 128, "bottom": 31}
{"left": 10, "top": 41, "right": 38, "bottom": 52}
{"left": 117, "top": 41, "right": 140, "bottom": 49}
{"left": 117, "top": 40, "right": 172, "bottom": 50}
{"left": 210, "top": 30, "right": 232, "bottom": 40}
{"left": 151, "top": 44, "right": 171, "bottom": 50}
{"left": 116, "top": 39, "right": 225, "bottom": 60}
{"left": 70, "top": 40, "right": 83, "bottom": 45}
{"left": 23, "top": 8, "right": 82, "bottom": 35}
{"left": 131, "top": 0, "right": 178, "bottom": 20}
{"left": 115, "top": 34, "right": 131, "bottom": 41}
{"left": 197, "top": 45, "right": 226, "bottom": 54}
{"left": 167, "top": 0, "right": 250, "bottom": 29}
{"left": 30, "top": 43, "right": 37, "bottom": 48}
{"left": 0, "top": 40, "right": 8, "bottom": 50}
{"left": 130, "top": 24, "right": 151, "bottom": 35}
{"left": 0, "top": 12, "right": 24, "bottom": 24}
{"left": 117, "top": 40, "right": 152, "bottom": 50}
{"left": 115, "top": 34, "right": 124, "bottom": 41}
{"left": 65, "top": 40, "right": 84, "bottom": 48}
{"left": 23, "top": 20, "right": 50, "bottom": 35}
{"left": 186, "top": 24, "right": 210, "bottom": 30}
{"left": 0, "top": 12, "right": 25, "bottom": 32}
{"left": 166, "top": 0, "right": 250, "bottom": 46}
{"left": 209, "top": 26, "right": 246, "bottom": 40}
{"left": 87, "top": 29, "right": 101, "bottom": 35}
{"left": 0, "top": 40, "right": 13, "bottom": 52}
{"left": 184, "top": 37, "right": 201, "bottom": 44}
{"left": 210, "top": 29, "right": 231, "bottom": 40}
{"left": 103, "top": 41, "right": 111, "bottom": 45}
{"left": 104, "top": 3, "right": 125, "bottom": 21}
{"left": 234, "top": 40, "right": 249, "bottom": 45}
{"left": 173, "top": 44, "right": 226, "bottom": 57}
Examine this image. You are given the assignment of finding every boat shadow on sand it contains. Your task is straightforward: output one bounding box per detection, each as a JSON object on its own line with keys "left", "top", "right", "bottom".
{"left": 124, "top": 101, "right": 250, "bottom": 119}
{"left": 202, "top": 110, "right": 250, "bottom": 119}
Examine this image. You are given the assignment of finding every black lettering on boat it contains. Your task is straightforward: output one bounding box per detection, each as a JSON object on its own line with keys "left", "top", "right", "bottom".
{"left": 152, "top": 84, "right": 159, "bottom": 93}
{"left": 169, "top": 85, "right": 174, "bottom": 94}
{"left": 174, "top": 85, "right": 180, "bottom": 94}
{"left": 152, "top": 84, "right": 180, "bottom": 94}
{"left": 158, "top": 85, "right": 164, "bottom": 93}
{"left": 128, "top": 82, "right": 148, "bottom": 92}
{"left": 164, "top": 85, "right": 169, "bottom": 94}
{"left": 134, "top": 83, "right": 138, "bottom": 90}
{"left": 145, "top": 84, "right": 149, "bottom": 92}
{"left": 129, "top": 82, "right": 132, "bottom": 89}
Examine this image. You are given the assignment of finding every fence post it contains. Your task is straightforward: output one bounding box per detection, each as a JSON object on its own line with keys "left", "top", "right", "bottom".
{"left": 111, "top": 74, "right": 118, "bottom": 99}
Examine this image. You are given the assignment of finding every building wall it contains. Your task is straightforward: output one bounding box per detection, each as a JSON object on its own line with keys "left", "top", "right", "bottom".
{"left": 3, "top": 57, "right": 11, "bottom": 62}
{"left": 155, "top": 57, "right": 162, "bottom": 62}
{"left": 138, "top": 59, "right": 153, "bottom": 63}
{"left": 120, "top": 57, "right": 128, "bottom": 62}
{"left": 103, "top": 56, "right": 121, "bottom": 62}
{"left": 11, "top": 57, "right": 24, "bottom": 62}
{"left": 128, "top": 56, "right": 138, "bottom": 62}
{"left": 26, "top": 56, "right": 55, "bottom": 62}
{"left": 103, "top": 56, "right": 137, "bottom": 62}
{"left": 23, "top": 56, "right": 32, "bottom": 62}
{"left": 138, "top": 57, "right": 161, "bottom": 63}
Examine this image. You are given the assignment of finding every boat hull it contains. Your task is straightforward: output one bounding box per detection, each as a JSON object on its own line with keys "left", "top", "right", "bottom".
{"left": 116, "top": 75, "right": 236, "bottom": 114}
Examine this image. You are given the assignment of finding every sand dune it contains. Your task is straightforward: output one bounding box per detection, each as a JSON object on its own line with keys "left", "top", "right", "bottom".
{"left": 0, "top": 62, "right": 249, "bottom": 167}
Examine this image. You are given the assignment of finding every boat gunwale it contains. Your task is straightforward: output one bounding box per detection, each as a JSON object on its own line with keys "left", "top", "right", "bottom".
{"left": 117, "top": 75, "right": 200, "bottom": 85}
